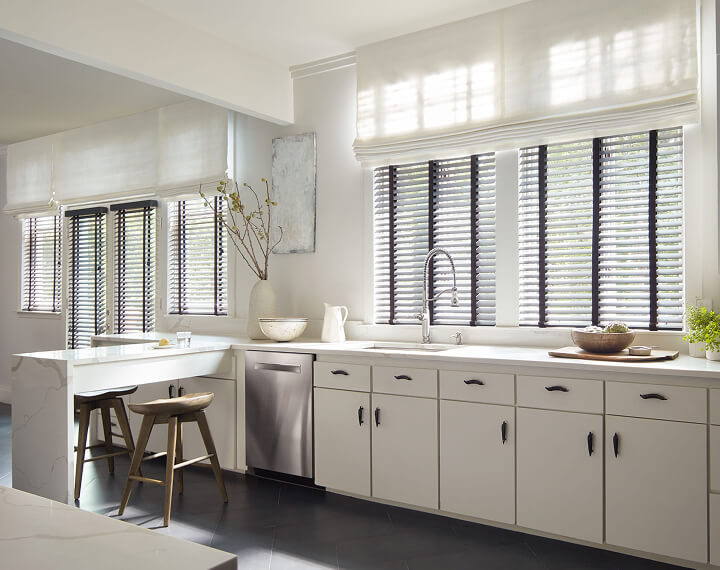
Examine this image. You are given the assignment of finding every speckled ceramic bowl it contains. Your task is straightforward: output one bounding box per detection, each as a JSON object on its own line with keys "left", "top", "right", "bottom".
{"left": 570, "top": 329, "right": 636, "bottom": 354}
{"left": 258, "top": 318, "right": 308, "bottom": 342}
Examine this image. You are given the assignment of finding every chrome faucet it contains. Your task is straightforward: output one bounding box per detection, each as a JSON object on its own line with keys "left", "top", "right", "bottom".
{"left": 417, "top": 248, "right": 459, "bottom": 344}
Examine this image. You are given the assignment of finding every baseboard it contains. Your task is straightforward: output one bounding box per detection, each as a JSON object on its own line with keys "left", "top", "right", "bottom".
{"left": 0, "top": 384, "right": 10, "bottom": 404}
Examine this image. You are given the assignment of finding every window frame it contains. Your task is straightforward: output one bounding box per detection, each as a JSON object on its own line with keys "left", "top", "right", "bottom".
{"left": 518, "top": 128, "right": 684, "bottom": 331}
{"left": 372, "top": 153, "right": 497, "bottom": 327}
{"left": 165, "top": 196, "right": 230, "bottom": 318}
{"left": 19, "top": 214, "right": 63, "bottom": 315}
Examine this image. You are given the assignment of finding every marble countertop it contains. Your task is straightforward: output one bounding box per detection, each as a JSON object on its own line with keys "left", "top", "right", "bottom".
{"left": 16, "top": 332, "right": 720, "bottom": 381}
{"left": 0, "top": 485, "right": 236, "bottom": 570}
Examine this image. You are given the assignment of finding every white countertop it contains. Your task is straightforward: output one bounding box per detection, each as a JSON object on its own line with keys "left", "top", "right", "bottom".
{"left": 16, "top": 332, "right": 720, "bottom": 381}
{"left": 0, "top": 485, "right": 236, "bottom": 570}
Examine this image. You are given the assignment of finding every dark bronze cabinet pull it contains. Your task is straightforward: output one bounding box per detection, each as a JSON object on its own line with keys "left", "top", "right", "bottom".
{"left": 358, "top": 406, "right": 364, "bottom": 426}
{"left": 394, "top": 374, "right": 412, "bottom": 381}
{"left": 464, "top": 379, "right": 485, "bottom": 386}
{"left": 331, "top": 370, "right": 349, "bottom": 376}
{"left": 613, "top": 432, "right": 619, "bottom": 457}
{"left": 640, "top": 393, "right": 667, "bottom": 400}
{"left": 168, "top": 384, "right": 175, "bottom": 398}
{"left": 545, "top": 385, "right": 569, "bottom": 392}
{"left": 374, "top": 408, "right": 381, "bottom": 427}
{"left": 587, "top": 431, "right": 594, "bottom": 456}
{"left": 501, "top": 421, "right": 508, "bottom": 444}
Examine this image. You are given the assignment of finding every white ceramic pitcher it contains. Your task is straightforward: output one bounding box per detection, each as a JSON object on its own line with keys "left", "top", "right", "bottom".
{"left": 321, "top": 303, "right": 349, "bottom": 343}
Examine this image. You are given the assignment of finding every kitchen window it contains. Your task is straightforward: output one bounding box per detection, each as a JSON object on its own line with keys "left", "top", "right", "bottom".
{"left": 66, "top": 207, "right": 108, "bottom": 348}
{"left": 373, "top": 153, "right": 496, "bottom": 326}
{"left": 518, "top": 127, "right": 683, "bottom": 330}
{"left": 112, "top": 200, "right": 157, "bottom": 333}
{"left": 167, "top": 197, "right": 228, "bottom": 316}
{"left": 20, "top": 215, "right": 62, "bottom": 313}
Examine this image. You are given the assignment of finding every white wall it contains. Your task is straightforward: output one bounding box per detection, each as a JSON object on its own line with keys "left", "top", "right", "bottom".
{"left": 0, "top": 149, "right": 65, "bottom": 402}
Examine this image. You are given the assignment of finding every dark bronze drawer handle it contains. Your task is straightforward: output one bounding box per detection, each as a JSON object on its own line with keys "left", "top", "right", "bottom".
{"left": 331, "top": 370, "right": 349, "bottom": 376}
{"left": 545, "top": 385, "right": 569, "bottom": 392}
{"left": 394, "top": 374, "right": 412, "bottom": 381}
{"left": 640, "top": 393, "right": 667, "bottom": 400}
{"left": 464, "top": 379, "right": 485, "bottom": 386}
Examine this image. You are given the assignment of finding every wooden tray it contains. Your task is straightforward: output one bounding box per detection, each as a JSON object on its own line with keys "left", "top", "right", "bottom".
{"left": 549, "top": 346, "right": 679, "bottom": 362}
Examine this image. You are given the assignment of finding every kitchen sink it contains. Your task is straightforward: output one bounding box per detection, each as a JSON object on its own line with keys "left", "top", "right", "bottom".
{"left": 362, "top": 342, "right": 456, "bottom": 352}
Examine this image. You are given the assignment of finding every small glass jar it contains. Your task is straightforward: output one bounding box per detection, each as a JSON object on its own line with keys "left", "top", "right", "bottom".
{"left": 176, "top": 331, "right": 192, "bottom": 348}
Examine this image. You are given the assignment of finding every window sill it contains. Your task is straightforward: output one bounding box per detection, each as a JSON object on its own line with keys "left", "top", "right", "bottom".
{"left": 16, "top": 310, "right": 62, "bottom": 319}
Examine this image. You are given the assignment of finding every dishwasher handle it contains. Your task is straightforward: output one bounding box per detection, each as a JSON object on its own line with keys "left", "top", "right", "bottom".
{"left": 253, "top": 362, "right": 302, "bottom": 374}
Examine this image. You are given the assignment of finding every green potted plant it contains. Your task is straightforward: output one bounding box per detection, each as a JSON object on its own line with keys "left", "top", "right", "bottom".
{"left": 684, "top": 306, "right": 714, "bottom": 358}
{"left": 704, "top": 315, "right": 720, "bottom": 361}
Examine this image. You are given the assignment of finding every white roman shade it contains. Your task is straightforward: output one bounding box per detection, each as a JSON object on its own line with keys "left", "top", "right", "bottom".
{"left": 354, "top": 0, "right": 697, "bottom": 166}
{"left": 4, "top": 101, "right": 230, "bottom": 215}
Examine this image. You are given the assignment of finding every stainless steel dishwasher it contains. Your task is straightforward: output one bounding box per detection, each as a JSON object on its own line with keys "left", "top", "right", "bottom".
{"left": 245, "top": 350, "right": 315, "bottom": 478}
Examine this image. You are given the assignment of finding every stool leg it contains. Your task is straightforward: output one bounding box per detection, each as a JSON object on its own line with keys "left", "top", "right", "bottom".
{"left": 118, "top": 415, "right": 154, "bottom": 516}
{"left": 111, "top": 398, "right": 142, "bottom": 478}
{"left": 100, "top": 406, "right": 115, "bottom": 474}
{"left": 74, "top": 403, "right": 91, "bottom": 501}
{"left": 163, "top": 416, "right": 178, "bottom": 527}
{"left": 195, "top": 411, "right": 228, "bottom": 503}
{"left": 175, "top": 420, "right": 183, "bottom": 495}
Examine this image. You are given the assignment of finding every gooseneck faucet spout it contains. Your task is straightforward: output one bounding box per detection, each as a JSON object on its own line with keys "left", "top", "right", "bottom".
{"left": 417, "top": 248, "right": 459, "bottom": 344}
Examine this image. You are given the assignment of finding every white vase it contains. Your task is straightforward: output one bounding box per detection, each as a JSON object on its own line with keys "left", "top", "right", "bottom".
{"left": 688, "top": 341, "right": 706, "bottom": 358}
{"left": 247, "top": 279, "right": 276, "bottom": 339}
{"left": 706, "top": 348, "right": 720, "bottom": 361}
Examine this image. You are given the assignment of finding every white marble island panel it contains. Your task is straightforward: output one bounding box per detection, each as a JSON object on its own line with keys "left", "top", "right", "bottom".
{"left": 11, "top": 340, "right": 233, "bottom": 503}
{"left": 0, "top": 485, "right": 236, "bottom": 569}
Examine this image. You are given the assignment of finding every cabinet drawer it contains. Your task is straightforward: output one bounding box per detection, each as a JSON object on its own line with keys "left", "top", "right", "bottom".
{"left": 439, "top": 370, "right": 514, "bottom": 405}
{"left": 517, "top": 375, "right": 602, "bottom": 413}
{"left": 373, "top": 366, "right": 437, "bottom": 398}
{"left": 314, "top": 362, "right": 370, "bottom": 392}
{"left": 711, "top": 390, "right": 720, "bottom": 425}
{"left": 606, "top": 382, "right": 706, "bottom": 423}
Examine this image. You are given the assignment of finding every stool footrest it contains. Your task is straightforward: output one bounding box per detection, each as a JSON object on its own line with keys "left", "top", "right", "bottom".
{"left": 83, "top": 450, "right": 131, "bottom": 463}
{"left": 129, "top": 475, "right": 165, "bottom": 486}
{"left": 141, "top": 451, "right": 168, "bottom": 462}
{"left": 174, "top": 454, "right": 213, "bottom": 470}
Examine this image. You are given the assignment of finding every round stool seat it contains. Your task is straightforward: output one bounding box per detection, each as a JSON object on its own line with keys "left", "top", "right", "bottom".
{"left": 75, "top": 385, "right": 138, "bottom": 404}
{"left": 128, "top": 392, "right": 214, "bottom": 416}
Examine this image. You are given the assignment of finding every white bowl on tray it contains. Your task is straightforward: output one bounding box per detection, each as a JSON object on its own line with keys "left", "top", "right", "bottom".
{"left": 258, "top": 318, "right": 308, "bottom": 342}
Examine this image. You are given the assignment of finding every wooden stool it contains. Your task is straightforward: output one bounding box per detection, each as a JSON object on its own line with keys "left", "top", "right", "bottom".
{"left": 74, "top": 386, "right": 138, "bottom": 501}
{"left": 118, "top": 392, "right": 228, "bottom": 526}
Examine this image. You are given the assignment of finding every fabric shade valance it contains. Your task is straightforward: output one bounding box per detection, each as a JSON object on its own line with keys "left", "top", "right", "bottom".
{"left": 353, "top": 0, "right": 698, "bottom": 166}
{"left": 4, "top": 100, "right": 230, "bottom": 215}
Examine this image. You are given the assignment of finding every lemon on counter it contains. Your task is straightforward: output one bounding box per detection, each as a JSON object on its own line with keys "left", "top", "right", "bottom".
{"left": 158, "top": 338, "right": 171, "bottom": 346}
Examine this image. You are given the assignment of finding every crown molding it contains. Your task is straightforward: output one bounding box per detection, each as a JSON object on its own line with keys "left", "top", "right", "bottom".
{"left": 290, "top": 52, "right": 356, "bottom": 79}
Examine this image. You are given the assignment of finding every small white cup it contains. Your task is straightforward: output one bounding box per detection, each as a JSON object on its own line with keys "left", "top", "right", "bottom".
{"left": 176, "top": 331, "right": 191, "bottom": 347}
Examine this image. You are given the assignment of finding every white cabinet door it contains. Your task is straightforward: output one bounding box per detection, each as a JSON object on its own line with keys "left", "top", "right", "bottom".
{"left": 516, "top": 407, "right": 603, "bottom": 543}
{"left": 314, "top": 388, "right": 370, "bottom": 496}
{"left": 372, "top": 393, "right": 438, "bottom": 509}
{"left": 129, "top": 381, "right": 176, "bottom": 454}
{"left": 179, "top": 377, "right": 236, "bottom": 470}
{"left": 440, "top": 400, "right": 514, "bottom": 524}
{"left": 606, "top": 416, "right": 707, "bottom": 563}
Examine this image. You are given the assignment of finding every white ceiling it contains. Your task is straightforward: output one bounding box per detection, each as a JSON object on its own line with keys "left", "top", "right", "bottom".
{"left": 0, "top": 37, "right": 187, "bottom": 145}
{"left": 136, "top": 0, "right": 531, "bottom": 67}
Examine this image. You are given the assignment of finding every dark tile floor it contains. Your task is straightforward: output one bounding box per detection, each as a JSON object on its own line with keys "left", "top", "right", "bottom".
{"left": 0, "top": 403, "right": 686, "bottom": 569}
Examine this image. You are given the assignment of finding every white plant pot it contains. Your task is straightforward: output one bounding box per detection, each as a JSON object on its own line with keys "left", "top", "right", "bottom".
{"left": 247, "top": 279, "right": 276, "bottom": 340}
{"left": 688, "top": 341, "right": 706, "bottom": 358}
{"left": 706, "top": 348, "right": 720, "bottom": 361}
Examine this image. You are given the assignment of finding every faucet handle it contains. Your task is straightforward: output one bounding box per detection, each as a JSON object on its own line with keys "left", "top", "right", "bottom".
{"left": 452, "top": 331, "right": 463, "bottom": 345}
{"left": 415, "top": 313, "right": 424, "bottom": 321}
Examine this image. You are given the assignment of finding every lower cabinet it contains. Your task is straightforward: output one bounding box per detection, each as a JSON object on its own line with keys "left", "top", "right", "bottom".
{"left": 314, "top": 387, "right": 370, "bottom": 496}
{"left": 179, "top": 377, "right": 236, "bottom": 470}
{"left": 126, "top": 378, "right": 236, "bottom": 470}
{"left": 605, "top": 415, "right": 707, "bottom": 563}
{"left": 440, "top": 400, "right": 515, "bottom": 524}
{"left": 372, "top": 393, "right": 438, "bottom": 509}
{"left": 516, "top": 407, "right": 603, "bottom": 543}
